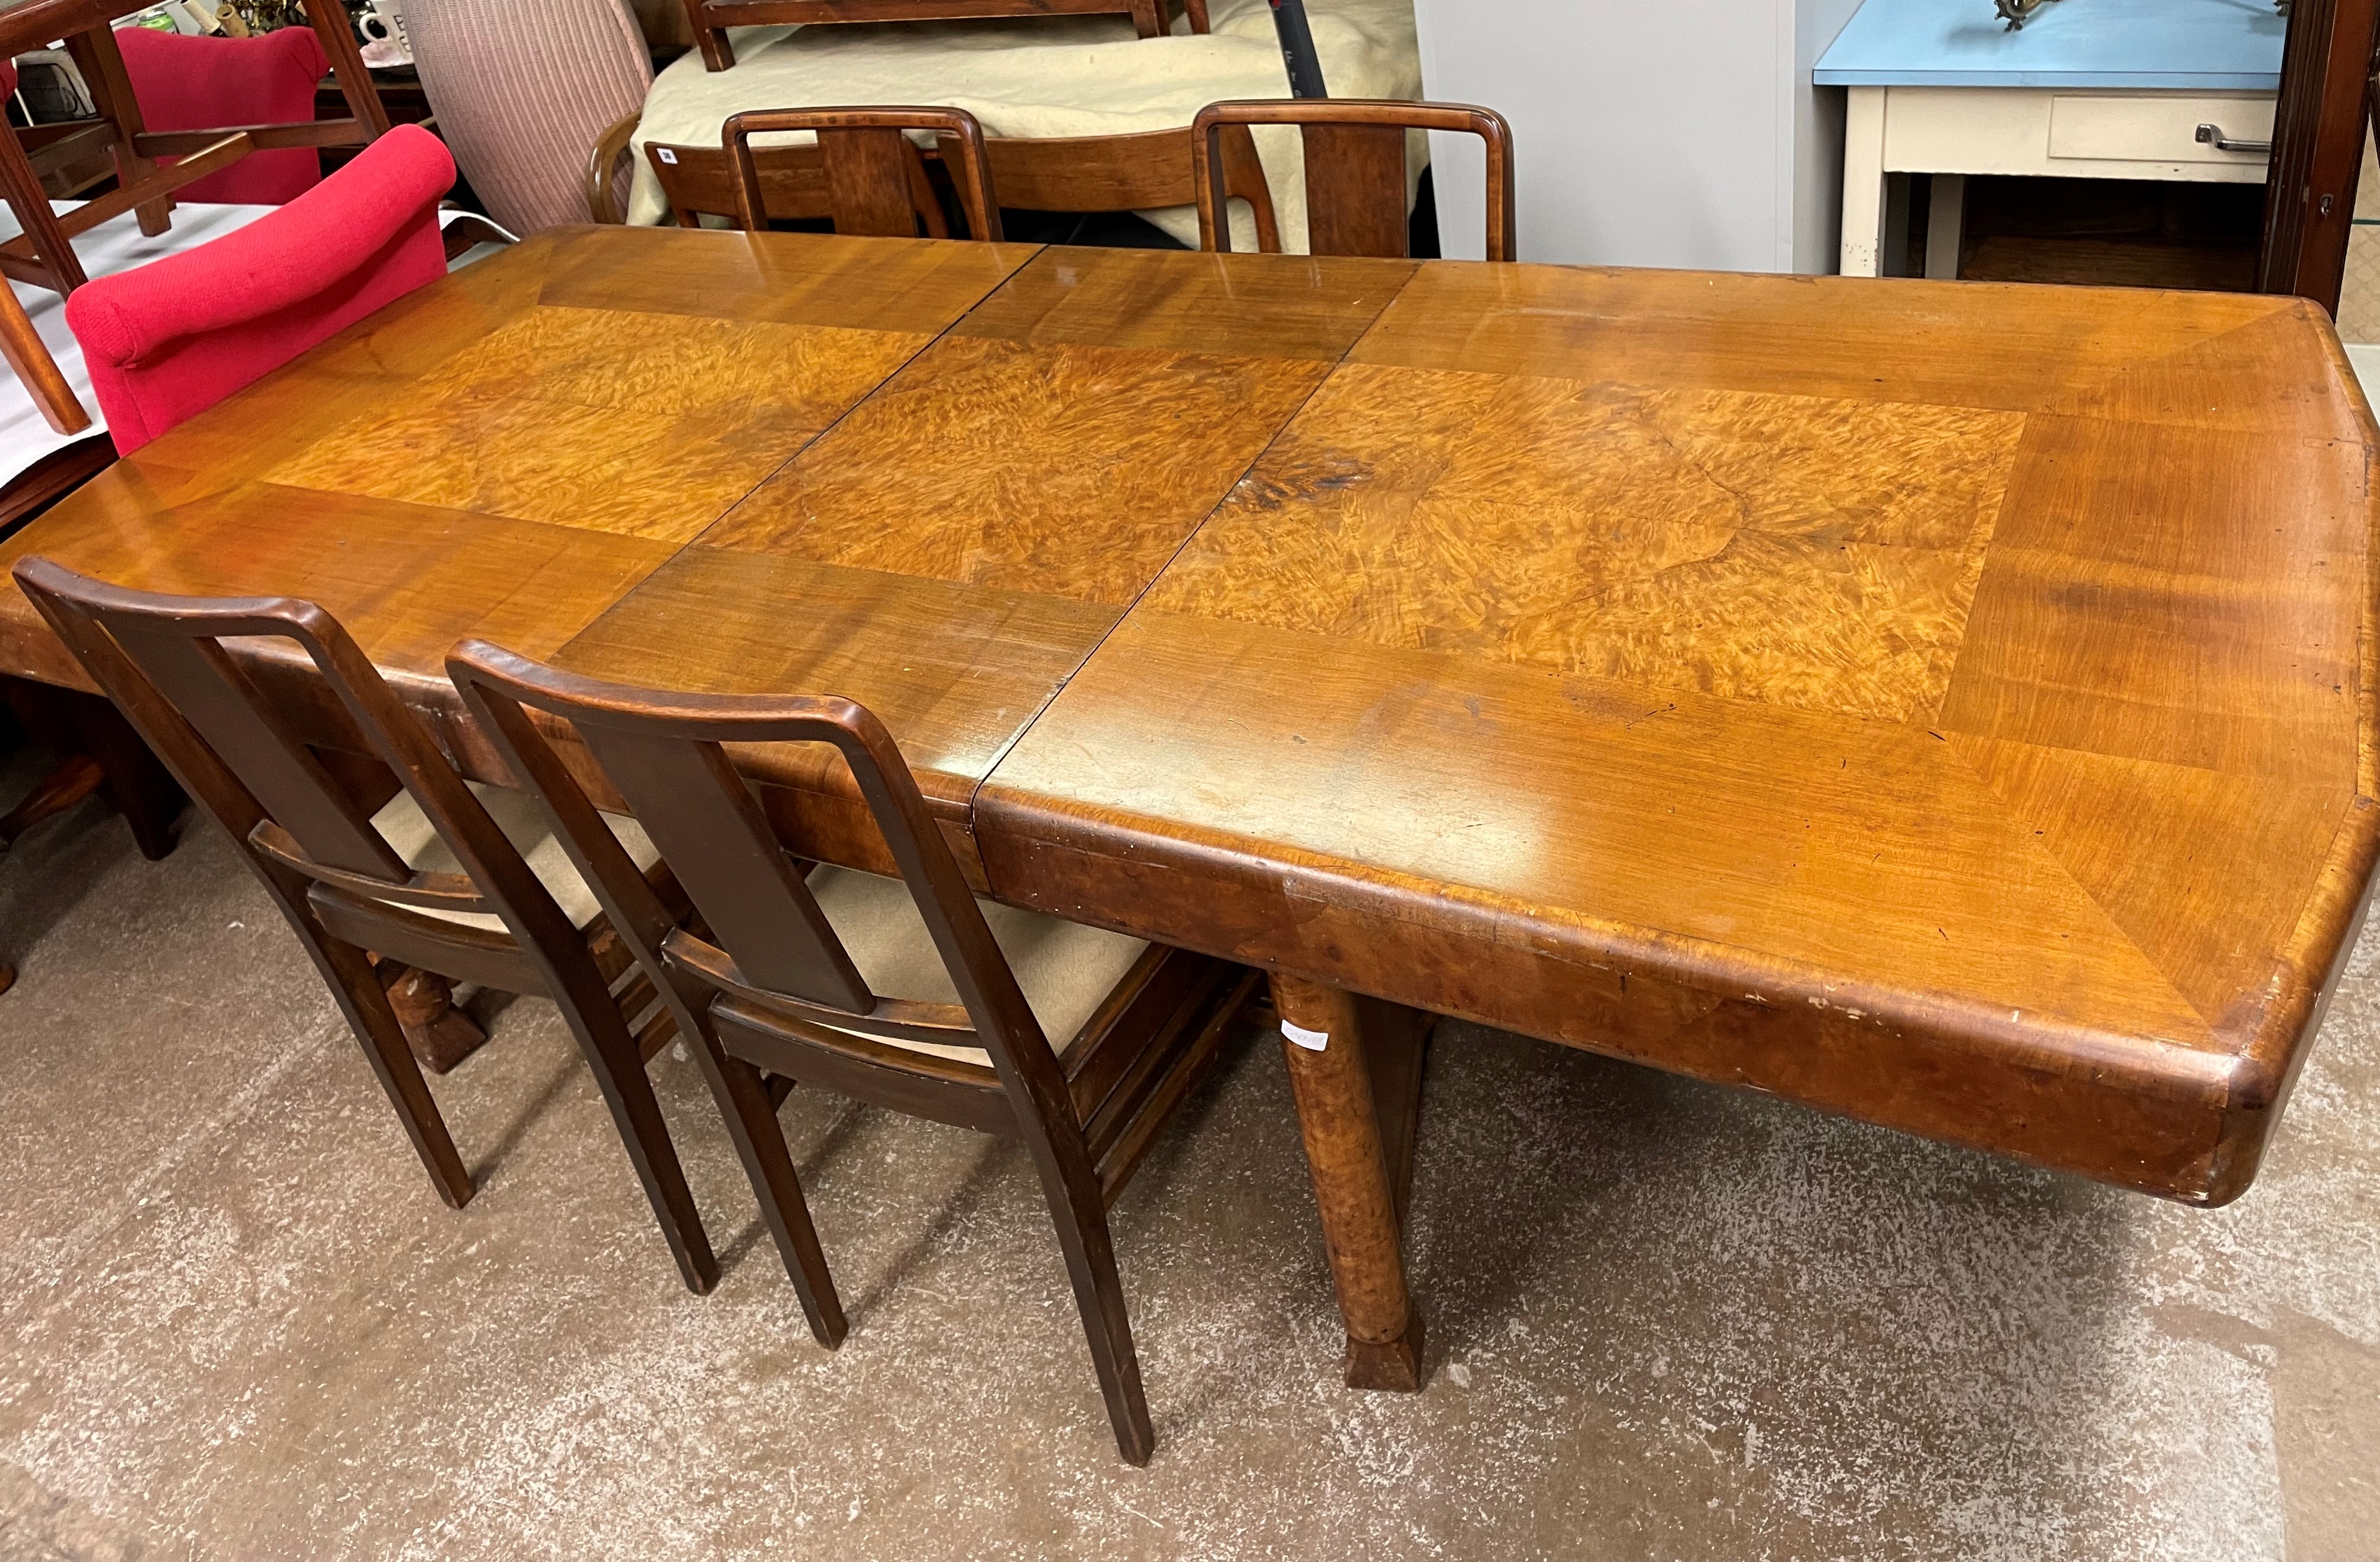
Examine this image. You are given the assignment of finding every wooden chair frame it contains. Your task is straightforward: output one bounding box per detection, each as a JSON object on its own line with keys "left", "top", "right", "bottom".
{"left": 722, "top": 106, "right": 1001, "bottom": 240}
{"left": 588, "top": 111, "right": 642, "bottom": 224}
{"left": 680, "top": 0, "right": 1211, "bottom": 72}
{"left": 0, "top": 0, "right": 391, "bottom": 296}
{"left": 1192, "top": 98, "right": 1516, "bottom": 261}
{"left": 446, "top": 638, "right": 1259, "bottom": 1465}
{"left": 648, "top": 120, "right": 1280, "bottom": 251}
{"left": 0, "top": 0, "right": 391, "bottom": 432}
{"left": 10, "top": 558, "right": 727, "bottom": 1296}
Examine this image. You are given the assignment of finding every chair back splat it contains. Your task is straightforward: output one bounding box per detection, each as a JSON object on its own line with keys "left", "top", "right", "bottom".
{"left": 720, "top": 106, "right": 1002, "bottom": 240}
{"left": 446, "top": 638, "right": 1259, "bottom": 1465}
{"left": 10, "top": 558, "right": 725, "bottom": 1297}
{"left": 1192, "top": 97, "right": 1516, "bottom": 261}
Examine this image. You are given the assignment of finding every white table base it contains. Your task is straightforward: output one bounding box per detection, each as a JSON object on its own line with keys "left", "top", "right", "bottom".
{"left": 1840, "top": 85, "right": 2276, "bottom": 277}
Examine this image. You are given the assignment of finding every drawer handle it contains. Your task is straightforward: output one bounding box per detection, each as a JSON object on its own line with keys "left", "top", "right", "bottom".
{"left": 2195, "top": 123, "right": 2273, "bottom": 156}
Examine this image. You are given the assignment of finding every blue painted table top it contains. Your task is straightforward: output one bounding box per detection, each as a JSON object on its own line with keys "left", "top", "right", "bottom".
{"left": 1812, "top": 0, "right": 2284, "bottom": 90}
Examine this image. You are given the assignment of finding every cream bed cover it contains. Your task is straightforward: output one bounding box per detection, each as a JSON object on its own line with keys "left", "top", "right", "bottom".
{"left": 626, "top": 0, "right": 1424, "bottom": 252}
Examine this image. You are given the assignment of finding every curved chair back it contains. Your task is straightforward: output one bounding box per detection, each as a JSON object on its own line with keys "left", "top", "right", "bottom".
{"left": 11, "top": 557, "right": 722, "bottom": 1294}
{"left": 1193, "top": 98, "right": 1516, "bottom": 261}
{"left": 407, "top": 0, "right": 654, "bottom": 233}
{"left": 722, "top": 106, "right": 1001, "bottom": 240}
{"left": 446, "top": 639, "right": 1057, "bottom": 1081}
{"left": 63, "top": 124, "right": 453, "bottom": 454}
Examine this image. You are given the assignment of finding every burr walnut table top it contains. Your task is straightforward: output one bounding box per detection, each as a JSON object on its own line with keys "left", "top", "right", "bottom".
{"left": 0, "top": 224, "right": 2369, "bottom": 1206}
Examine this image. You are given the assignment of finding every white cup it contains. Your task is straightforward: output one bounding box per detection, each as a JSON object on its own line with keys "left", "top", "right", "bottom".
{"left": 359, "top": 0, "right": 407, "bottom": 53}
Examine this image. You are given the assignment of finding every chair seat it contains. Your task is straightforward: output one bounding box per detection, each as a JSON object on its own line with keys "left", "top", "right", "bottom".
{"left": 804, "top": 865, "right": 1148, "bottom": 1066}
{"left": 371, "top": 783, "right": 658, "bottom": 932}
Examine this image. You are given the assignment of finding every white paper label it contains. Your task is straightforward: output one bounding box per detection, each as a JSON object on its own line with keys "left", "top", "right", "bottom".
{"left": 1282, "top": 1020, "right": 1329, "bottom": 1052}
{"left": 656, "top": 147, "right": 679, "bottom": 164}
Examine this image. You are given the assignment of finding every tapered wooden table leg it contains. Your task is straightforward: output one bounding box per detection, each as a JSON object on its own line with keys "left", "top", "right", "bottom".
{"left": 1272, "top": 972, "right": 1428, "bottom": 1391}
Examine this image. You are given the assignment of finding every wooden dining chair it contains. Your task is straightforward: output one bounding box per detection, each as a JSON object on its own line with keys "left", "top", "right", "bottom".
{"left": 446, "top": 640, "right": 1260, "bottom": 1465}
{"left": 1192, "top": 99, "right": 1516, "bottom": 261}
{"left": 699, "top": 106, "right": 1003, "bottom": 240}
{"left": 11, "top": 559, "right": 728, "bottom": 1297}
{"left": 680, "top": 0, "right": 1210, "bottom": 72}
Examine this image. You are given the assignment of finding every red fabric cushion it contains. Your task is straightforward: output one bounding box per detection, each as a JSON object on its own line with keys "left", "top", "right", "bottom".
{"left": 66, "top": 123, "right": 454, "bottom": 454}
{"left": 115, "top": 27, "right": 331, "bottom": 205}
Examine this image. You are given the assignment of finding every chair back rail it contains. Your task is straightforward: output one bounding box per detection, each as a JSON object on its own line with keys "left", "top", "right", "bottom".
{"left": 1191, "top": 98, "right": 1516, "bottom": 261}
{"left": 722, "top": 106, "right": 1000, "bottom": 240}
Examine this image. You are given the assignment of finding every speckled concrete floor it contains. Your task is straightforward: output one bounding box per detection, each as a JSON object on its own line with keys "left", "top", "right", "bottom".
{"left": 1, "top": 737, "right": 2376, "bottom": 1562}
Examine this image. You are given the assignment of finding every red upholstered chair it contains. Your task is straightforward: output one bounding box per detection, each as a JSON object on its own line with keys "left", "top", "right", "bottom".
{"left": 64, "top": 123, "right": 454, "bottom": 455}
{"left": 114, "top": 27, "right": 334, "bottom": 206}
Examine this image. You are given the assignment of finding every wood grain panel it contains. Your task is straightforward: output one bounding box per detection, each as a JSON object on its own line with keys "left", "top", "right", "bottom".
{"left": 258, "top": 303, "right": 933, "bottom": 543}
{"left": 1951, "top": 734, "right": 2353, "bottom": 1030}
{"left": 535, "top": 223, "right": 1037, "bottom": 333}
{"left": 2043, "top": 302, "right": 2373, "bottom": 441}
{"left": 0, "top": 480, "right": 673, "bottom": 697}
{"left": 1147, "top": 363, "right": 2024, "bottom": 722}
{"left": 1351, "top": 261, "right": 2333, "bottom": 420}
{"left": 1939, "top": 416, "right": 2366, "bottom": 784}
{"left": 957, "top": 245, "right": 1415, "bottom": 360}
{"left": 108, "top": 232, "right": 557, "bottom": 509}
{"left": 700, "top": 335, "right": 1333, "bottom": 603}
{"left": 981, "top": 609, "right": 2213, "bottom": 1051}
{"left": 424, "top": 305, "right": 931, "bottom": 425}
{"left": 554, "top": 544, "right": 1117, "bottom": 809}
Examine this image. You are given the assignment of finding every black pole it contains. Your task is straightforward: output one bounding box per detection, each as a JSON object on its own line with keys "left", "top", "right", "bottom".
{"left": 1267, "top": 0, "right": 1329, "bottom": 98}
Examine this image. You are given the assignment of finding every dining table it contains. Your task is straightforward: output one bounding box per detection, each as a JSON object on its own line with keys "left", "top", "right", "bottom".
{"left": 0, "top": 223, "right": 2370, "bottom": 1393}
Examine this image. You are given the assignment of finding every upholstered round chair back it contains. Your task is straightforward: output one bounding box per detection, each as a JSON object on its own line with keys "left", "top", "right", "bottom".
{"left": 405, "top": 0, "right": 654, "bottom": 235}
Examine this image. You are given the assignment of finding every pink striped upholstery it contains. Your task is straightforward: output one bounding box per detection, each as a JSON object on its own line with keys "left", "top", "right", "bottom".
{"left": 404, "top": 0, "right": 652, "bottom": 235}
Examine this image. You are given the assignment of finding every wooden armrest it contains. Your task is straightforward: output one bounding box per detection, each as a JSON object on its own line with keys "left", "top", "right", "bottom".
{"left": 588, "top": 110, "right": 641, "bottom": 224}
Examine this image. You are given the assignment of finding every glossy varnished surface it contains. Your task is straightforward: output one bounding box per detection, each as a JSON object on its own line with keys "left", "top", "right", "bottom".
{"left": 1, "top": 231, "right": 2369, "bottom": 1205}
{"left": 980, "top": 261, "right": 2380, "bottom": 1205}
{"left": 0, "top": 226, "right": 1029, "bottom": 708}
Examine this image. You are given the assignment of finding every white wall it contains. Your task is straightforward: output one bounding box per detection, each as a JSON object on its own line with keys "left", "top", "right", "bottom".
{"left": 1412, "top": 0, "right": 1862, "bottom": 273}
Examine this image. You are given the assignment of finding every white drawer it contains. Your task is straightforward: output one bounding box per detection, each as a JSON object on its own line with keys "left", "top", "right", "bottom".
{"left": 2048, "top": 95, "right": 2273, "bottom": 166}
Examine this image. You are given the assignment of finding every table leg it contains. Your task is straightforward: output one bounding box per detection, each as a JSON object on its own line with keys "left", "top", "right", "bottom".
{"left": 1840, "top": 86, "right": 1888, "bottom": 277}
{"left": 1272, "top": 973, "right": 1430, "bottom": 1392}
{"left": 1926, "top": 173, "right": 1966, "bottom": 280}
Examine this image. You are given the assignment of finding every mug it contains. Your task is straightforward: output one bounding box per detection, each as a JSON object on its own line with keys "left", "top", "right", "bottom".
{"left": 359, "top": 0, "right": 406, "bottom": 52}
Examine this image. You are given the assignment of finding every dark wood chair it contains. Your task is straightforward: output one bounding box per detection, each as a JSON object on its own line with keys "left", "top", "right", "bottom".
{"left": 648, "top": 118, "right": 1279, "bottom": 250}
{"left": 446, "top": 639, "right": 1260, "bottom": 1465}
{"left": 711, "top": 105, "right": 1003, "bottom": 239}
{"left": 680, "top": 0, "right": 1210, "bottom": 72}
{"left": 11, "top": 559, "right": 728, "bottom": 1296}
{"left": 1192, "top": 98, "right": 1516, "bottom": 261}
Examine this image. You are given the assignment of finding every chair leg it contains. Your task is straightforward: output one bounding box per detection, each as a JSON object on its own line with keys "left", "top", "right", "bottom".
{"left": 689, "top": 1034, "right": 845, "bottom": 1346}
{"left": 559, "top": 1010, "right": 720, "bottom": 1296}
{"left": 1035, "top": 1164, "right": 1156, "bottom": 1464}
{"left": 314, "top": 934, "right": 475, "bottom": 1209}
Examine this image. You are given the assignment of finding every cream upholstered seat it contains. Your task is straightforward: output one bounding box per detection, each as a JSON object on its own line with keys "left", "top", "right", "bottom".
{"left": 371, "top": 782, "right": 658, "bottom": 932}
{"left": 802, "top": 866, "right": 1148, "bottom": 1064}
{"left": 370, "top": 788, "right": 1145, "bottom": 1062}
